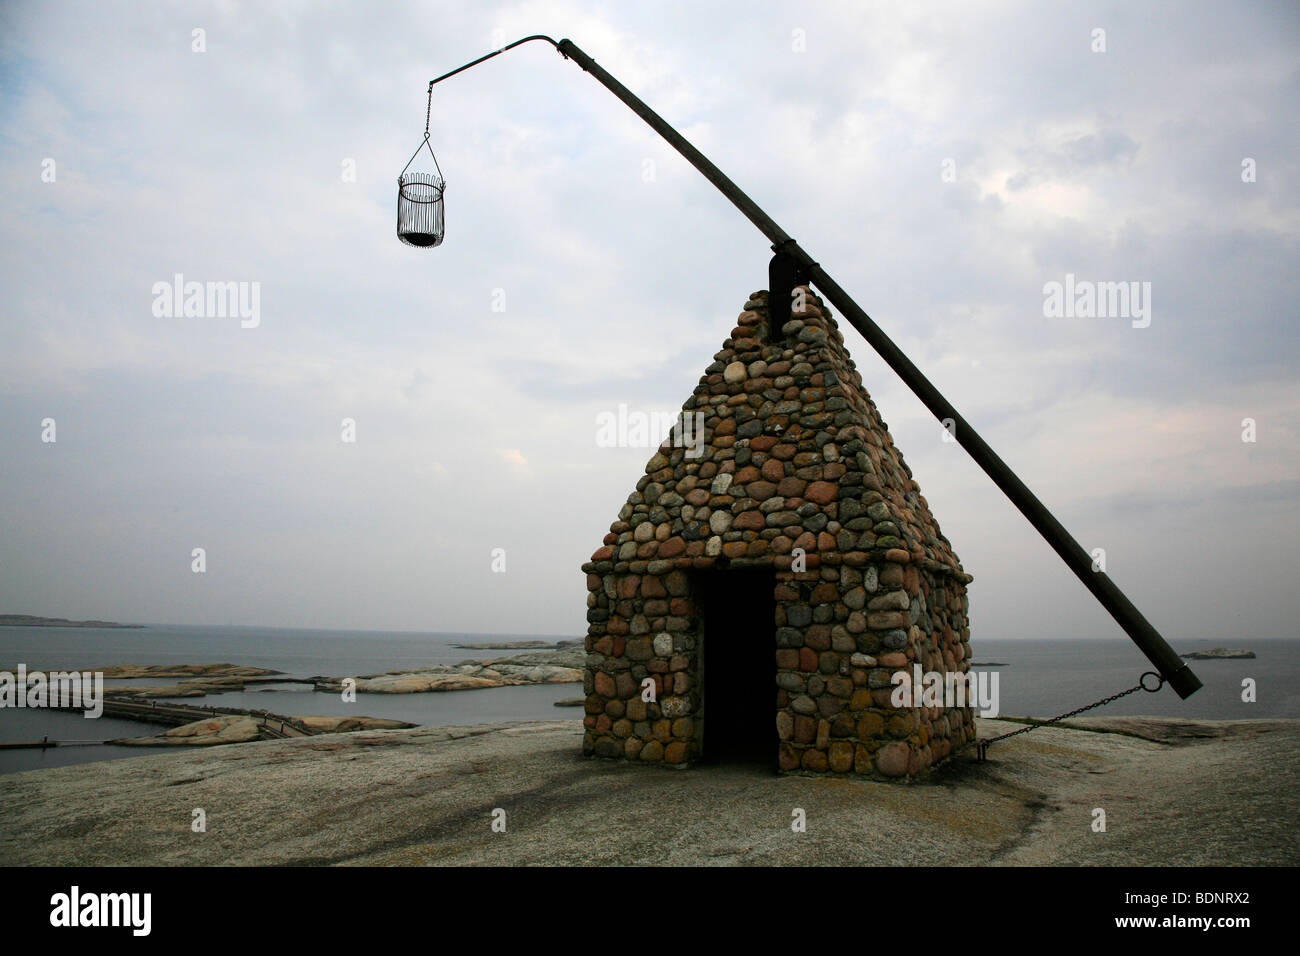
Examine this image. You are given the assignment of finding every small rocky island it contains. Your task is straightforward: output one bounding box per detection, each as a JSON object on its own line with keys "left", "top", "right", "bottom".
{"left": 0, "top": 613, "right": 143, "bottom": 629}
{"left": 1181, "top": 647, "right": 1256, "bottom": 660}
{"left": 94, "top": 663, "right": 291, "bottom": 699}
{"left": 451, "top": 639, "right": 581, "bottom": 650}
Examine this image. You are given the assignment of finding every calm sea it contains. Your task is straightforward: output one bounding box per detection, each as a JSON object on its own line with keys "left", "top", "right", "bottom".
{"left": 1, "top": 625, "right": 1295, "bottom": 775}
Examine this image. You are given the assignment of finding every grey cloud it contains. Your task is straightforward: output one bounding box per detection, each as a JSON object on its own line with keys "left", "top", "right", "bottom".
{"left": 0, "top": 0, "right": 1295, "bottom": 642}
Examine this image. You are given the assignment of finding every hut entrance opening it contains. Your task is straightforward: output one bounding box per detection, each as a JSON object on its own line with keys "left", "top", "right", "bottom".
{"left": 697, "top": 569, "right": 777, "bottom": 768}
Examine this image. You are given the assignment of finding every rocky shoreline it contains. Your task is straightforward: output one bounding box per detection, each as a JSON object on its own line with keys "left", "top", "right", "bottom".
{"left": 96, "top": 664, "right": 280, "bottom": 679}
{"left": 0, "top": 715, "right": 1294, "bottom": 866}
{"left": 111, "top": 714, "right": 417, "bottom": 746}
{"left": 314, "top": 647, "right": 584, "bottom": 694}
{"left": 36, "top": 649, "right": 587, "bottom": 701}
{"left": 9, "top": 650, "right": 583, "bottom": 748}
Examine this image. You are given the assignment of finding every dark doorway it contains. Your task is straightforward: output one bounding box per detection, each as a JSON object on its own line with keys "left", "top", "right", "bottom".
{"left": 697, "top": 569, "right": 777, "bottom": 768}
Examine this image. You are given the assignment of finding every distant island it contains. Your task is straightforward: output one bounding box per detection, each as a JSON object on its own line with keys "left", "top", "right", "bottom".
{"left": 1180, "top": 647, "right": 1255, "bottom": 660}
{"left": 451, "top": 639, "right": 581, "bottom": 650}
{"left": 0, "top": 614, "right": 143, "bottom": 629}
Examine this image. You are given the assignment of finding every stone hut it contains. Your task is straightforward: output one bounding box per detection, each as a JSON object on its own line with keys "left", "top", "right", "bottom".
{"left": 580, "top": 287, "right": 975, "bottom": 779}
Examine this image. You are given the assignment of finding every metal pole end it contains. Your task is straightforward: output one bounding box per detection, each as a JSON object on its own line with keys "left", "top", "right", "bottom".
{"left": 1165, "top": 663, "right": 1203, "bottom": 700}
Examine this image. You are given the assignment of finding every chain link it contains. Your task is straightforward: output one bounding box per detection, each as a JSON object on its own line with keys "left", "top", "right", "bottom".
{"left": 976, "top": 671, "right": 1164, "bottom": 759}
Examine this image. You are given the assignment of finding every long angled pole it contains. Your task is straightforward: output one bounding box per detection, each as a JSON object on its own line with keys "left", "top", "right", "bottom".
{"left": 427, "top": 37, "right": 1201, "bottom": 699}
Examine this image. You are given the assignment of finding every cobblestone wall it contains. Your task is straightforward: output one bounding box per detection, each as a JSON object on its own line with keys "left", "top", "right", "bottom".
{"left": 581, "top": 288, "right": 974, "bottom": 778}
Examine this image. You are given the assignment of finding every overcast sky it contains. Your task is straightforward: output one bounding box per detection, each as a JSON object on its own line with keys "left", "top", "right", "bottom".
{"left": 0, "top": 1, "right": 1296, "bottom": 644}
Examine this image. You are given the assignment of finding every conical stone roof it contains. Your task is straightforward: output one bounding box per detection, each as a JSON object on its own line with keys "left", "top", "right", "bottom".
{"left": 584, "top": 286, "right": 969, "bottom": 584}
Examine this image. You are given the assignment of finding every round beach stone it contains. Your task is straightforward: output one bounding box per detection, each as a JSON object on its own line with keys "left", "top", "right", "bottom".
{"left": 786, "top": 605, "right": 812, "bottom": 627}
{"left": 791, "top": 694, "right": 817, "bottom": 715}
{"left": 875, "top": 741, "right": 910, "bottom": 777}
{"left": 661, "top": 696, "right": 690, "bottom": 718}
{"left": 794, "top": 715, "right": 816, "bottom": 744}
{"left": 779, "top": 744, "right": 800, "bottom": 771}
{"left": 804, "top": 481, "right": 837, "bottom": 505}
{"left": 639, "top": 740, "right": 664, "bottom": 761}
{"left": 658, "top": 537, "right": 686, "bottom": 558}
{"left": 802, "top": 513, "right": 829, "bottom": 533}
{"left": 641, "top": 576, "right": 667, "bottom": 598}
{"left": 801, "top": 748, "right": 829, "bottom": 772}
{"left": 829, "top": 742, "right": 855, "bottom": 773}
{"left": 664, "top": 741, "right": 688, "bottom": 764}
{"left": 777, "top": 672, "right": 805, "bottom": 692}
{"left": 869, "top": 589, "right": 911, "bottom": 611}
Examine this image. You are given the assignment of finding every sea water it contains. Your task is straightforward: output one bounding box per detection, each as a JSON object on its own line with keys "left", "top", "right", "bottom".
{"left": 1, "top": 625, "right": 1295, "bottom": 774}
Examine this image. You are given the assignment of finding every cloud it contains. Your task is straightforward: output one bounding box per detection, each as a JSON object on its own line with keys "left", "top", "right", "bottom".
{"left": 0, "top": 0, "right": 1295, "bottom": 640}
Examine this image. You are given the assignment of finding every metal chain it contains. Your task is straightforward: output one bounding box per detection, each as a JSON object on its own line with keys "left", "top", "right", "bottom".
{"left": 975, "top": 671, "right": 1164, "bottom": 760}
{"left": 425, "top": 82, "right": 434, "bottom": 137}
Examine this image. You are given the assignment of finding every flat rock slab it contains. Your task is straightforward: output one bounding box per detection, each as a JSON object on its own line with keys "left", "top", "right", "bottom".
{"left": 326, "top": 673, "right": 506, "bottom": 694}
{"left": 0, "top": 717, "right": 1296, "bottom": 866}
{"left": 111, "top": 715, "right": 264, "bottom": 746}
{"left": 314, "top": 648, "right": 585, "bottom": 694}
{"left": 296, "top": 716, "right": 416, "bottom": 733}
{"left": 91, "top": 663, "right": 281, "bottom": 679}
